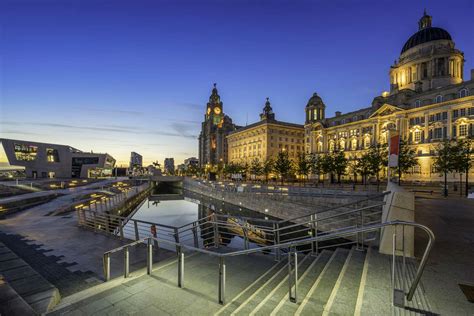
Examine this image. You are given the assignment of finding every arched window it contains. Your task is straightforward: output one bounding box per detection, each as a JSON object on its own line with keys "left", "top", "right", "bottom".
{"left": 414, "top": 100, "right": 421, "bottom": 108}
{"left": 351, "top": 139, "right": 357, "bottom": 150}
{"left": 317, "top": 141, "right": 323, "bottom": 152}
{"left": 434, "top": 95, "right": 443, "bottom": 103}
{"left": 459, "top": 88, "right": 469, "bottom": 98}
{"left": 329, "top": 141, "right": 335, "bottom": 152}
{"left": 364, "top": 137, "right": 371, "bottom": 148}
{"left": 339, "top": 139, "right": 345, "bottom": 150}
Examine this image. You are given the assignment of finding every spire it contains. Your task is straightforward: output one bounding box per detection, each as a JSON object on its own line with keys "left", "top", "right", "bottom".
{"left": 260, "top": 97, "right": 275, "bottom": 121}
{"left": 209, "top": 82, "right": 221, "bottom": 104}
{"left": 418, "top": 9, "right": 432, "bottom": 30}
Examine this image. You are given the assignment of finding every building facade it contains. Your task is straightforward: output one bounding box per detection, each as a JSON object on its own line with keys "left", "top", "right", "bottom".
{"left": 304, "top": 12, "right": 474, "bottom": 182}
{"left": 129, "top": 152, "right": 143, "bottom": 168}
{"left": 0, "top": 138, "right": 116, "bottom": 178}
{"left": 164, "top": 158, "right": 175, "bottom": 175}
{"left": 227, "top": 98, "right": 304, "bottom": 164}
{"left": 198, "top": 84, "right": 238, "bottom": 168}
{"left": 184, "top": 157, "right": 199, "bottom": 168}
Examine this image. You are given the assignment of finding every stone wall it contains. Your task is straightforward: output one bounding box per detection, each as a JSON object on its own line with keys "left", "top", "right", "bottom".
{"left": 184, "top": 178, "right": 384, "bottom": 224}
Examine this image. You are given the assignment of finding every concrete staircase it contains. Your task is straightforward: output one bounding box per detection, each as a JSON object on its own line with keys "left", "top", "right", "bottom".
{"left": 48, "top": 245, "right": 435, "bottom": 315}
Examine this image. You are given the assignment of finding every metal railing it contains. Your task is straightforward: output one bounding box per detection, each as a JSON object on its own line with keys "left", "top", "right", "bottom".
{"left": 102, "top": 220, "right": 434, "bottom": 306}
{"left": 78, "top": 194, "right": 388, "bottom": 259}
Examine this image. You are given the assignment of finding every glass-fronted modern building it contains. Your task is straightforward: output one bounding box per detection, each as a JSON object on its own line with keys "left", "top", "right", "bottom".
{"left": 0, "top": 138, "right": 116, "bottom": 179}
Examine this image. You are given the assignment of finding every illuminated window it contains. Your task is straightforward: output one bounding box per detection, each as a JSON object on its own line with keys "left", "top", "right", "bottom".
{"left": 46, "top": 148, "right": 60, "bottom": 162}
{"left": 339, "top": 139, "right": 345, "bottom": 150}
{"left": 414, "top": 131, "right": 421, "bottom": 142}
{"left": 459, "top": 124, "right": 467, "bottom": 137}
{"left": 351, "top": 139, "right": 357, "bottom": 150}
{"left": 364, "top": 137, "right": 371, "bottom": 148}
{"left": 329, "top": 141, "right": 335, "bottom": 152}
{"left": 14, "top": 143, "right": 38, "bottom": 161}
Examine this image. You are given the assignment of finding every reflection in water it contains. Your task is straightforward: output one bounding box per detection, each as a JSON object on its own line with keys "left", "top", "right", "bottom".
{"left": 131, "top": 190, "right": 278, "bottom": 249}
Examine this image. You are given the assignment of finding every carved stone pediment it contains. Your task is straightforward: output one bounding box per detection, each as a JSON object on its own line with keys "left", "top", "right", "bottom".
{"left": 369, "top": 103, "right": 404, "bottom": 118}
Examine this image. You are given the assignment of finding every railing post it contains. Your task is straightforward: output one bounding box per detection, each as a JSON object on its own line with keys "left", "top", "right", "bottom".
{"left": 356, "top": 210, "right": 364, "bottom": 251}
{"left": 218, "top": 257, "right": 226, "bottom": 305}
{"left": 147, "top": 237, "right": 153, "bottom": 275}
{"left": 93, "top": 212, "right": 98, "bottom": 231}
{"left": 119, "top": 219, "right": 124, "bottom": 239}
{"left": 124, "top": 246, "right": 129, "bottom": 278}
{"left": 105, "top": 212, "right": 110, "bottom": 233}
{"left": 213, "top": 214, "right": 219, "bottom": 248}
{"left": 392, "top": 232, "right": 396, "bottom": 303}
{"left": 310, "top": 214, "right": 317, "bottom": 255}
{"left": 288, "top": 247, "right": 298, "bottom": 303}
{"left": 134, "top": 220, "right": 139, "bottom": 240}
{"left": 242, "top": 224, "right": 249, "bottom": 250}
{"left": 275, "top": 223, "right": 281, "bottom": 261}
{"left": 192, "top": 222, "right": 199, "bottom": 248}
{"left": 174, "top": 227, "right": 180, "bottom": 253}
{"left": 178, "top": 245, "right": 184, "bottom": 288}
{"left": 103, "top": 253, "right": 110, "bottom": 281}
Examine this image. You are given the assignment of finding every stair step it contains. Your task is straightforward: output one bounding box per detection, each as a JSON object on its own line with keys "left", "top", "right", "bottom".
{"left": 323, "top": 247, "right": 366, "bottom": 315}
{"left": 271, "top": 250, "right": 333, "bottom": 315}
{"left": 215, "top": 259, "right": 287, "bottom": 315}
{"left": 232, "top": 254, "right": 309, "bottom": 315}
{"left": 250, "top": 253, "right": 316, "bottom": 315}
{"left": 295, "top": 247, "right": 350, "bottom": 315}
{"left": 356, "top": 246, "right": 392, "bottom": 316}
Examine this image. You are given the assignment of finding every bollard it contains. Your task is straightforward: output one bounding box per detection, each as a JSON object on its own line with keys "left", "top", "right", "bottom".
{"left": 147, "top": 238, "right": 153, "bottom": 275}
{"left": 103, "top": 253, "right": 110, "bottom": 281}
{"left": 178, "top": 246, "right": 184, "bottom": 288}
{"left": 218, "top": 257, "right": 226, "bottom": 305}
{"left": 124, "top": 247, "right": 129, "bottom": 278}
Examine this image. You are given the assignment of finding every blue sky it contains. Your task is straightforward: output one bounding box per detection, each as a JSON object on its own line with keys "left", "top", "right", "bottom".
{"left": 1, "top": 0, "right": 473, "bottom": 166}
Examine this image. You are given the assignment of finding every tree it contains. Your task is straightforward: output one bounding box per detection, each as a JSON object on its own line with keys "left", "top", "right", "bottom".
{"left": 274, "top": 151, "right": 293, "bottom": 185}
{"left": 433, "top": 140, "right": 455, "bottom": 197}
{"left": 367, "top": 144, "right": 388, "bottom": 191}
{"left": 356, "top": 153, "right": 372, "bottom": 187}
{"left": 320, "top": 154, "right": 335, "bottom": 184}
{"left": 295, "top": 153, "right": 311, "bottom": 184}
{"left": 249, "top": 158, "right": 264, "bottom": 181}
{"left": 262, "top": 157, "right": 275, "bottom": 182}
{"left": 332, "top": 151, "right": 348, "bottom": 184}
{"left": 309, "top": 153, "right": 323, "bottom": 185}
{"left": 395, "top": 140, "right": 418, "bottom": 185}
{"left": 452, "top": 138, "right": 473, "bottom": 197}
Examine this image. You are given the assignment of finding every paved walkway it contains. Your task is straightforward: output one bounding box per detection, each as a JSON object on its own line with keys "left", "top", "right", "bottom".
{"left": 415, "top": 196, "right": 474, "bottom": 315}
{"left": 0, "top": 180, "right": 174, "bottom": 292}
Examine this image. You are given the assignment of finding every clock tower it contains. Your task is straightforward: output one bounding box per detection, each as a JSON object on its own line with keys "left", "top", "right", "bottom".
{"left": 198, "top": 83, "right": 238, "bottom": 169}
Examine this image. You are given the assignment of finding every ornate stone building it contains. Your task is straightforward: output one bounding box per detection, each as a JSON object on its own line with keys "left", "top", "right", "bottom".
{"left": 198, "top": 84, "right": 237, "bottom": 168}
{"left": 227, "top": 98, "right": 304, "bottom": 164}
{"left": 304, "top": 12, "right": 474, "bottom": 182}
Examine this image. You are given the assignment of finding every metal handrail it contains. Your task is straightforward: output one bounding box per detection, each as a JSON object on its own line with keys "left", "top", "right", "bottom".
{"left": 103, "top": 219, "right": 434, "bottom": 304}
{"left": 278, "top": 191, "right": 390, "bottom": 224}
{"left": 274, "top": 203, "right": 385, "bottom": 232}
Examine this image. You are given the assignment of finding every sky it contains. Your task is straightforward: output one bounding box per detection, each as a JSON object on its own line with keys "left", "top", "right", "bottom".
{"left": 1, "top": 0, "right": 473, "bottom": 166}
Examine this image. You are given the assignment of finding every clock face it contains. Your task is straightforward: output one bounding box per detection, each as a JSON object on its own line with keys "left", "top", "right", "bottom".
{"left": 207, "top": 107, "right": 211, "bottom": 115}
{"left": 214, "top": 107, "right": 221, "bottom": 115}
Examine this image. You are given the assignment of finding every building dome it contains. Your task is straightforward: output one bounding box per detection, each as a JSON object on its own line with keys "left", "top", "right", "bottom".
{"left": 401, "top": 27, "right": 452, "bottom": 54}
{"left": 306, "top": 93, "right": 325, "bottom": 108}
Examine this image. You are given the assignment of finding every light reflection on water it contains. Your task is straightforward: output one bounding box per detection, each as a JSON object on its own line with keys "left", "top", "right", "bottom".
{"left": 131, "top": 198, "right": 199, "bottom": 228}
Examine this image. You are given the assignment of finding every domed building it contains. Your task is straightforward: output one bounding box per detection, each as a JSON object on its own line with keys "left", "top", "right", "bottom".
{"left": 303, "top": 11, "right": 474, "bottom": 183}
{"left": 389, "top": 10, "right": 464, "bottom": 94}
